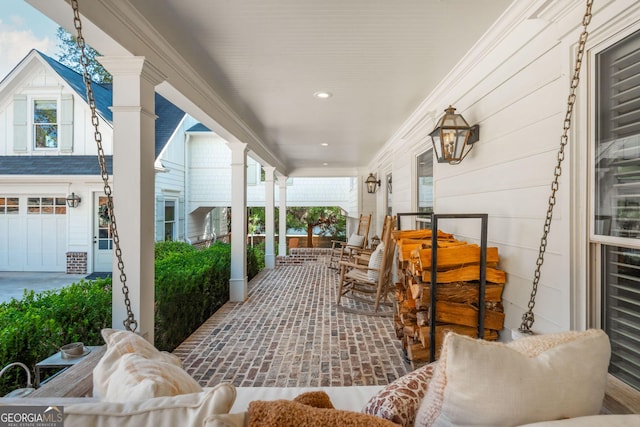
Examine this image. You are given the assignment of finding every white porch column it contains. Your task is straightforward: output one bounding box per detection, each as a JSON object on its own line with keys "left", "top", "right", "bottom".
{"left": 264, "top": 166, "right": 276, "bottom": 269}
{"left": 99, "top": 56, "right": 165, "bottom": 344}
{"left": 228, "top": 141, "right": 248, "bottom": 301}
{"left": 278, "top": 175, "right": 288, "bottom": 256}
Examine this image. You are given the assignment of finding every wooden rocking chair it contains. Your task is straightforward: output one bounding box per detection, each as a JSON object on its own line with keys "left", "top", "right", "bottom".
{"left": 329, "top": 213, "right": 371, "bottom": 269}
{"left": 336, "top": 215, "right": 396, "bottom": 315}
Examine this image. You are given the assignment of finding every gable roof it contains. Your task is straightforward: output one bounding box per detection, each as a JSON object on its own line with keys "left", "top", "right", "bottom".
{"left": 0, "top": 51, "right": 187, "bottom": 175}
{"left": 37, "top": 50, "right": 114, "bottom": 122}
{"left": 36, "top": 51, "right": 187, "bottom": 158}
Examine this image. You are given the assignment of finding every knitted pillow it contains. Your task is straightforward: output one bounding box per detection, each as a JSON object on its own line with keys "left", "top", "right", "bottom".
{"left": 347, "top": 233, "right": 365, "bottom": 248}
{"left": 415, "top": 330, "right": 611, "bottom": 427}
{"left": 363, "top": 362, "right": 436, "bottom": 427}
{"left": 367, "top": 241, "right": 385, "bottom": 281}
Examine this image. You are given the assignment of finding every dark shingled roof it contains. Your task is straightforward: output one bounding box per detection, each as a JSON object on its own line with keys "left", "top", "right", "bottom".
{"left": 154, "top": 93, "right": 186, "bottom": 158}
{"left": 0, "top": 156, "right": 112, "bottom": 175}
{"left": 186, "top": 123, "right": 211, "bottom": 132}
{"left": 0, "top": 52, "right": 188, "bottom": 176}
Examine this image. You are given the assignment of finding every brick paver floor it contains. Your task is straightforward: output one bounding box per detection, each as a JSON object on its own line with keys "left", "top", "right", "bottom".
{"left": 173, "top": 263, "right": 411, "bottom": 388}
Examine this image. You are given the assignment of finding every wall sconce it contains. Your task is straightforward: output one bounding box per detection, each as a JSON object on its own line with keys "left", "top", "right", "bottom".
{"left": 365, "top": 173, "right": 381, "bottom": 194}
{"left": 66, "top": 192, "right": 81, "bottom": 208}
{"left": 429, "top": 105, "right": 480, "bottom": 164}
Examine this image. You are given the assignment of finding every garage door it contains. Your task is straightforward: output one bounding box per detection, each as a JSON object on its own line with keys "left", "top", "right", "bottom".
{"left": 0, "top": 196, "right": 67, "bottom": 272}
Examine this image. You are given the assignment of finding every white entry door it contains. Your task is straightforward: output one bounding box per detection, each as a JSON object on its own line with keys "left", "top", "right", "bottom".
{"left": 93, "top": 194, "right": 113, "bottom": 272}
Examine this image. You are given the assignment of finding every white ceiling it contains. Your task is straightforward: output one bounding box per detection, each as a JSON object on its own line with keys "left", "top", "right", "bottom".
{"left": 30, "top": 0, "right": 513, "bottom": 175}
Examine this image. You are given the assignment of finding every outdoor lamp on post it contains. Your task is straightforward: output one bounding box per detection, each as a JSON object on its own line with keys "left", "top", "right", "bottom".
{"left": 66, "top": 192, "right": 81, "bottom": 208}
{"left": 429, "top": 105, "right": 480, "bottom": 164}
{"left": 365, "top": 173, "right": 381, "bottom": 194}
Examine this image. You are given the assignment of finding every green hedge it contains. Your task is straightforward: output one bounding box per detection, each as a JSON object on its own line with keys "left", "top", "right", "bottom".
{"left": 154, "top": 241, "right": 264, "bottom": 351}
{"left": 0, "top": 278, "right": 112, "bottom": 396}
{"left": 0, "top": 241, "right": 265, "bottom": 395}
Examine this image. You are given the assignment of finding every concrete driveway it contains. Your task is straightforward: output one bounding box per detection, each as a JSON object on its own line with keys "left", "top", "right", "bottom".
{"left": 0, "top": 272, "right": 87, "bottom": 304}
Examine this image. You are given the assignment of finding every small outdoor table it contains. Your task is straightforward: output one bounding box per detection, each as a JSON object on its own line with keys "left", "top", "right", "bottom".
{"left": 35, "top": 346, "right": 100, "bottom": 387}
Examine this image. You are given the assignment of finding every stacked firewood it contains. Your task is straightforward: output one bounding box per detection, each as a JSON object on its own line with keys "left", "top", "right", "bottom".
{"left": 392, "top": 229, "right": 506, "bottom": 365}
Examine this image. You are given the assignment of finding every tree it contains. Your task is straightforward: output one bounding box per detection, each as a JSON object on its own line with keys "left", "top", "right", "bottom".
{"left": 56, "top": 27, "right": 112, "bottom": 83}
{"left": 287, "top": 207, "right": 345, "bottom": 248}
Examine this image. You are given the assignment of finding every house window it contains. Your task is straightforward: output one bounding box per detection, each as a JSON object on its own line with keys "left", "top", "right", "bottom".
{"left": 412, "top": 150, "right": 434, "bottom": 229}
{"left": 417, "top": 150, "right": 434, "bottom": 214}
{"left": 0, "top": 197, "right": 19, "bottom": 214}
{"left": 27, "top": 197, "right": 66, "bottom": 215}
{"left": 593, "top": 29, "right": 640, "bottom": 391}
{"left": 33, "top": 100, "right": 58, "bottom": 149}
{"left": 164, "top": 200, "right": 176, "bottom": 241}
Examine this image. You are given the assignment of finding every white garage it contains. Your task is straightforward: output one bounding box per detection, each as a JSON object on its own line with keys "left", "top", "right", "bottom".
{"left": 0, "top": 195, "right": 67, "bottom": 272}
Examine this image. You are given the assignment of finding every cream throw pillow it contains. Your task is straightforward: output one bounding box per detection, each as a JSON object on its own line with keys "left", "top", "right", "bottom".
{"left": 64, "top": 383, "right": 235, "bottom": 427}
{"left": 367, "top": 241, "right": 385, "bottom": 281}
{"left": 347, "top": 233, "right": 365, "bottom": 248}
{"left": 93, "top": 329, "right": 202, "bottom": 402}
{"left": 415, "top": 329, "right": 611, "bottom": 427}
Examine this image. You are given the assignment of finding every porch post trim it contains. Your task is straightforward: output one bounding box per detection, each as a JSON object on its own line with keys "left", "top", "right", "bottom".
{"left": 264, "top": 166, "right": 276, "bottom": 269}
{"left": 228, "top": 141, "right": 248, "bottom": 301}
{"left": 278, "top": 175, "right": 288, "bottom": 257}
{"left": 100, "top": 56, "right": 165, "bottom": 344}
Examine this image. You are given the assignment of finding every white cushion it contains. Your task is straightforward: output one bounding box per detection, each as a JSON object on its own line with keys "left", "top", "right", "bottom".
{"left": 63, "top": 383, "right": 235, "bottom": 427}
{"left": 519, "top": 414, "right": 640, "bottom": 427}
{"left": 367, "top": 241, "right": 385, "bottom": 281}
{"left": 415, "top": 329, "right": 611, "bottom": 427}
{"left": 93, "top": 329, "right": 202, "bottom": 402}
{"left": 347, "top": 233, "right": 365, "bottom": 248}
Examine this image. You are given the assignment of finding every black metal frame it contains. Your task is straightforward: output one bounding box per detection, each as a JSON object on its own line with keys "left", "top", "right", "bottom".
{"left": 429, "top": 213, "right": 488, "bottom": 362}
{"left": 397, "top": 212, "right": 432, "bottom": 231}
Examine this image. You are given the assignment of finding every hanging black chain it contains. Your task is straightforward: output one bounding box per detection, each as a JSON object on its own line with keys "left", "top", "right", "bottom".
{"left": 519, "top": 0, "right": 593, "bottom": 334}
{"left": 71, "top": 0, "right": 138, "bottom": 333}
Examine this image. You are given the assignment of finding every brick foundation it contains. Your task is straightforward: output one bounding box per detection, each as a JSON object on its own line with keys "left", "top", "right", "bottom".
{"left": 66, "top": 252, "right": 87, "bottom": 274}
{"left": 276, "top": 248, "right": 332, "bottom": 266}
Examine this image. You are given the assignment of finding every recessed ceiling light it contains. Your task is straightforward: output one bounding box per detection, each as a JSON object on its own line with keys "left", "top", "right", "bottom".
{"left": 321, "top": 143, "right": 329, "bottom": 147}
{"left": 314, "top": 91, "right": 332, "bottom": 99}
{"left": 323, "top": 162, "right": 329, "bottom": 166}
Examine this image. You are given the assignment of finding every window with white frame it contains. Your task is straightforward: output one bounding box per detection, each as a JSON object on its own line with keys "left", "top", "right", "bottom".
{"left": 417, "top": 150, "right": 434, "bottom": 214}
{"left": 164, "top": 200, "right": 176, "bottom": 241}
{"left": 33, "top": 100, "right": 58, "bottom": 149}
{"left": 593, "top": 28, "right": 640, "bottom": 391}
{"left": 0, "top": 197, "right": 19, "bottom": 214}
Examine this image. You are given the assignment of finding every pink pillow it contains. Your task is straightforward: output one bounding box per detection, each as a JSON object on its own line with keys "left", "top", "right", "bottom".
{"left": 363, "top": 362, "right": 436, "bottom": 426}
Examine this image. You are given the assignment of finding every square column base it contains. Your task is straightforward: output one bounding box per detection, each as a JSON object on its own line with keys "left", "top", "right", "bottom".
{"left": 230, "top": 277, "right": 248, "bottom": 302}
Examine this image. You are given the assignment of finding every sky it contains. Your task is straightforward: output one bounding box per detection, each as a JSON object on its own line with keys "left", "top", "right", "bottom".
{"left": 0, "top": 1, "right": 60, "bottom": 80}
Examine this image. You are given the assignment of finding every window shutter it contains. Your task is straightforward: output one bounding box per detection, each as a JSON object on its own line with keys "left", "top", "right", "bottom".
{"left": 247, "top": 160, "right": 257, "bottom": 185}
{"left": 60, "top": 94, "right": 74, "bottom": 152}
{"left": 13, "top": 94, "right": 27, "bottom": 152}
{"left": 155, "top": 196, "right": 165, "bottom": 242}
{"left": 179, "top": 196, "right": 185, "bottom": 241}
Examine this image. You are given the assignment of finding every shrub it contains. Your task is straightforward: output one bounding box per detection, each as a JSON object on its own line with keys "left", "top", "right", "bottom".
{"left": 0, "top": 278, "right": 112, "bottom": 396}
{"left": 0, "top": 240, "right": 266, "bottom": 394}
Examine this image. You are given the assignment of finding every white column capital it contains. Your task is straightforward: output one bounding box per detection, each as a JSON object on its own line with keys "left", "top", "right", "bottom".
{"left": 263, "top": 166, "right": 276, "bottom": 182}
{"left": 226, "top": 141, "right": 248, "bottom": 155}
{"left": 98, "top": 56, "right": 166, "bottom": 86}
{"left": 277, "top": 175, "right": 288, "bottom": 187}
